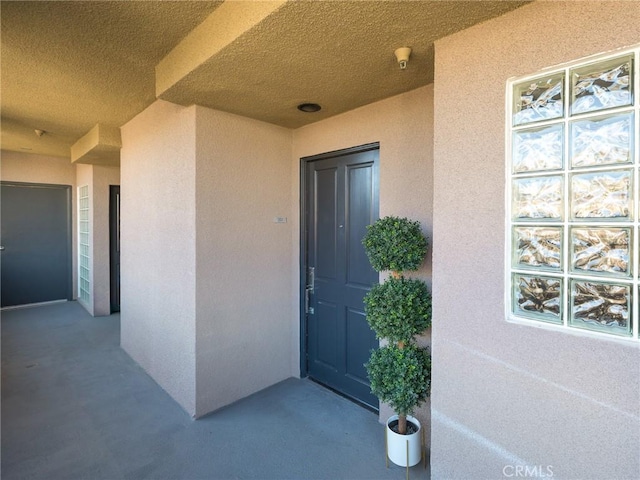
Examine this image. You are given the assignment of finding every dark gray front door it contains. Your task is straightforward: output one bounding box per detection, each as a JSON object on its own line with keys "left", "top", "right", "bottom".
{"left": 1, "top": 182, "right": 72, "bottom": 307}
{"left": 303, "top": 144, "right": 379, "bottom": 408}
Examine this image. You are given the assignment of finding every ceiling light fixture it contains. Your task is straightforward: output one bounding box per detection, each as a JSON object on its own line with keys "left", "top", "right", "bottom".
{"left": 34, "top": 129, "right": 46, "bottom": 137}
{"left": 394, "top": 47, "right": 412, "bottom": 70}
{"left": 297, "top": 103, "right": 321, "bottom": 113}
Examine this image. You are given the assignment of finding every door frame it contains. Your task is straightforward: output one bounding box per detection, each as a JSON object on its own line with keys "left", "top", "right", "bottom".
{"left": 298, "top": 142, "right": 380, "bottom": 378}
{"left": 0, "top": 181, "right": 73, "bottom": 306}
{"left": 109, "top": 185, "right": 120, "bottom": 313}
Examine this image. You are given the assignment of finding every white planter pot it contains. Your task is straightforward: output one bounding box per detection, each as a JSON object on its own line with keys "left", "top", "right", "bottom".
{"left": 386, "top": 415, "right": 422, "bottom": 467}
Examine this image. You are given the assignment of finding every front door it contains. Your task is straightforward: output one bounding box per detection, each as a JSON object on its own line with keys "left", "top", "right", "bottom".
{"left": 1, "top": 182, "right": 72, "bottom": 308}
{"left": 302, "top": 144, "right": 379, "bottom": 409}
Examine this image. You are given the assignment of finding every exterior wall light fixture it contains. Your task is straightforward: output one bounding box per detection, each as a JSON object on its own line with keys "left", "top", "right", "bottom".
{"left": 394, "top": 47, "right": 412, "bottom": 70}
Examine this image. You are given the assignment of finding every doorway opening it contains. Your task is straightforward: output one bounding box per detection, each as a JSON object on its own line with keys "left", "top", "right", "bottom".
{"left": 109, "top": 185, "right": 120, "bottom": 313}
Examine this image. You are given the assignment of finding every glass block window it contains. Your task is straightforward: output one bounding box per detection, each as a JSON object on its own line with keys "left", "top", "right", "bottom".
{"left": 507, "top": 46, "right": 639, "bottom": 340}
{"left": 78, "top": 185, "right": 90, "bottom": 305}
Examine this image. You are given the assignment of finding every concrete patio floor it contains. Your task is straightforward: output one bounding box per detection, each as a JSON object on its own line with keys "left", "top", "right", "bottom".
{"left": 1, "top": 301, "right": 429, "bottom": 479}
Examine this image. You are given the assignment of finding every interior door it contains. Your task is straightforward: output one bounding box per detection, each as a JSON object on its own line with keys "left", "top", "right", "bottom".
{"left": 303, "top": 144, "right": 379, "bottom": 409}
{"left": 1, "top": 182, "right": 72, "bottom": 308}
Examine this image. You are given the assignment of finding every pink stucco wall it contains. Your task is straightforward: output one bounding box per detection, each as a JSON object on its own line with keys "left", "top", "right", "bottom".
{"left": 293, "top": 84, "right": 434, "bottom": 443}
{"left": 120, "top": 100, "right": 198, "bottom": 415}
{"left": 194, "top": 106, "right": 294, "bottom": 417}
{"left": 432, "top": 2, "right": 639, "bottom": 478}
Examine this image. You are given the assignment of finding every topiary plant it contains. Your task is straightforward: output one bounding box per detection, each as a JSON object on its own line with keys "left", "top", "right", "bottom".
{"left": 366, "top": 343, "right": 431, "bottom": 426}
{"left": 362, "top": 216, "right": 432, "bottom": 435}
{"left": 364, "top": 276, "right": 431, "bottom": 345}
{"left": 362, "top": 216, "right": 428, "bottom": 272}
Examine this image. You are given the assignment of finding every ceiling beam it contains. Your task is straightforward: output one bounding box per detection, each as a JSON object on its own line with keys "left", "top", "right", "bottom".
{"left": 71, "top": 124, "right": 121, "bottom": 166}
{"left": 156, "top": 0, "right": 287, "bottom": 100}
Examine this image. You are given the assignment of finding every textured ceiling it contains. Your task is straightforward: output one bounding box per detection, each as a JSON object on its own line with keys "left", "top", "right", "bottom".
{"left": 1, "top": 1, "right": 223, "bottom": 158}
{"left": 1, "top": 0, "right": 528, "bottom": 161}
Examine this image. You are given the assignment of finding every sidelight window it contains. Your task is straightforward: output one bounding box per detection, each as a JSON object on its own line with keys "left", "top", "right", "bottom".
{"left": 78, "top": 185, "right": 90, "bottom": 305}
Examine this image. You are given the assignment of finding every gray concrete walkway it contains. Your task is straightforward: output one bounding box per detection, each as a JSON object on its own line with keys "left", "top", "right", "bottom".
{"left": 1, "top": 301, "right": 429, "bottom": 480}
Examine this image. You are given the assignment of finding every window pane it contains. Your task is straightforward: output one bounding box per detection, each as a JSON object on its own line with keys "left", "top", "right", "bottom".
{"left": 513, "top": 73, "right": 564, "bottom": 126}
{"left": 513, "top": 226, "right": 562, "bottom": 270}
{"left": 513, "top": 175, "right": 563, "bottom": 220}
{"left": 513, "top": 124, "right": 564, "bottom": 173}
{"left": 570, "top": 280, "right": 632, "bottom": 336}
{"left": 570, "top": 227, "right": 631, "bottom": 277}
{"left": 570, "top": 169, "right": 632, "bottom": 220}
{"left": 513, "top": 274, "right": 563, "bottom": 323}
{"left": 571, "top": 55, "right": 633, "bottom": 115}
{"left": 571, "top": 112, "right": 634, "bottom": 168}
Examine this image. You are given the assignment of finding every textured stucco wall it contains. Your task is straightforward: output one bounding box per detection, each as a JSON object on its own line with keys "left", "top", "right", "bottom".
{"left": 1, "top": 150, "right": 75, "bottom": 185}
{"left": 120, "top": 100, "right": 197, "bottom": 415}
{"left": 193, "top": 106, "right": 293, "bottom": 417}
{"left": 1, "top": 150, "right": 78, "bottom": 299}
{"left": 432, "top": 2, "right": 640, "bottom": 479}
{"left": 292, "top": 85, "right": 434, "bottom": 437}
{"left": 118, "top": 91, "right": 433, "bottom": 421}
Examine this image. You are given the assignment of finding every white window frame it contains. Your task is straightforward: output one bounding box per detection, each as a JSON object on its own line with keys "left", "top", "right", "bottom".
{"left": 506, "top": 45, "right": 640, "bottom": 344}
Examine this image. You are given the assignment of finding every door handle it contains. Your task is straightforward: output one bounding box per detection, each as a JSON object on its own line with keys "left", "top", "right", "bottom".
{"left": 0, "top": 246, "right": 4, "bottom": 251}
{"left": 305, "top": 287, "right": 314, "bottom": 315}
{"left": 307, "top": 267, "right": 315, "bottom": 291}
{"left": 305, "top": 267, "right": 315, "bottom": 314}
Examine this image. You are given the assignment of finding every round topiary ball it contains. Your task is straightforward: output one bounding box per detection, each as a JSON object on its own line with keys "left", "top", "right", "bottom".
{"left": 362, "top": 216, "right": 428, "bottom": 273}
{"left": 365, "top": 343, "right": 431, "bottom": 418}
{"left": 363, "top": 276, "right": 432, "bottom": 343}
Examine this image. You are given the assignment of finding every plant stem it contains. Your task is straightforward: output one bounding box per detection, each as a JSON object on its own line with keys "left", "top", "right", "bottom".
{"left": 398, "top": 414, "right": 407, "bottom": 435}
